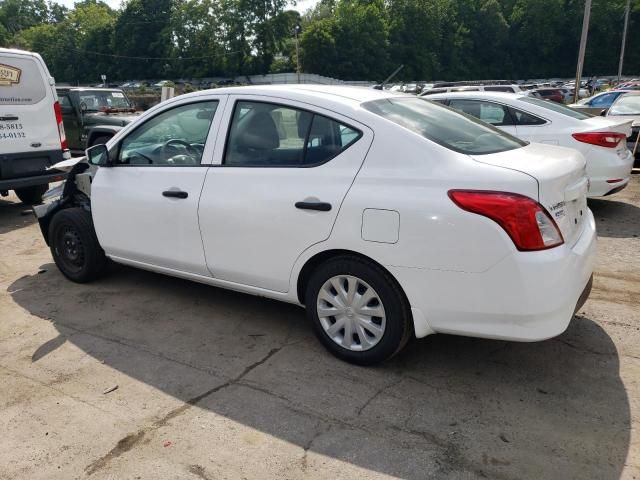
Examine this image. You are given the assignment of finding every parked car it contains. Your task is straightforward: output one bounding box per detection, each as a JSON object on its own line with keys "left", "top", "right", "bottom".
{"left": 56, "top": 87, "right": 141, "bottom": 155}
{"left": 602, "top": 92, "right": 640, "bottom": 166}
{"left": 34, "top": 86, "right": 595, "bottom": 365}
{"left": 568, "top": 90, "right": 633, "bottom": 116}
{"left": 421, "top": 84, "right": 522, "bottom": 96}
{"left": 0, "top": 48, "right": 68, "bottom": 204}
{"left": 530, "top": 88, "right": 565, "bottom": 104}
{"left": 428, "top": 91, "right": 634, "bottom": 196}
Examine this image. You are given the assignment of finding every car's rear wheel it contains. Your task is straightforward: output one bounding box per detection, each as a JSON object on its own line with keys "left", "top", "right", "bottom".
{"left": 49, "top": 208, "right": 107, "bottom": 283}
{"left": 15, "top": 184, "right": 48, "bottom": 205}
{"left": 305, "top": 256, "right": 412, "bottom": 365}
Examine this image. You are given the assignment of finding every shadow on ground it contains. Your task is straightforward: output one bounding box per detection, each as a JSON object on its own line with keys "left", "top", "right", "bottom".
{"left": 589, "top": 196, "right": 640, "bottom": 239}
{"left": 0, "top": 197, "right": 36, "bottom": 235}
{"left": 9, "top": 264, "right": 631, "bottom": 479}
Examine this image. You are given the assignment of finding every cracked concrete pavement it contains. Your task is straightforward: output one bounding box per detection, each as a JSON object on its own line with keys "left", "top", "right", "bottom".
{"left": 1, "top": 175, "right": 639, "bottom": 479}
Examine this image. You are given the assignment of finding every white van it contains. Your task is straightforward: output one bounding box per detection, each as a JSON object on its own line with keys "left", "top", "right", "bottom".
{"left": 0, "top": 48, "right": 69, "bottom": 204}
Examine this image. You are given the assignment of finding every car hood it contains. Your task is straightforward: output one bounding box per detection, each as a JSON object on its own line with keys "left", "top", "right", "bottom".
{"left": 85, "top": 111, "right": 141, "bottom": 126}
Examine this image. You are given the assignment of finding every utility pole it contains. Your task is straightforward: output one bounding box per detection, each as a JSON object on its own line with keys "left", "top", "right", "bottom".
{"left": 294, "top": 25, "right": 301, "bottom": 84}
{"left": 573, "top": 0, "right": 592, "bottom": 104}
{"left": 618, "top": 0, "right": 631, "bottom": 84}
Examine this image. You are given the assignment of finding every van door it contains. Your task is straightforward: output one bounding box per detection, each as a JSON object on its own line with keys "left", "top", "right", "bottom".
{"left": 0, "top": 51, "right": 59, "bottom": 159}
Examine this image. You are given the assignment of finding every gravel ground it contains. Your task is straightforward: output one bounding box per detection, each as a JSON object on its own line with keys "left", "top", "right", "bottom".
{"left": 0, "top": 175, "right": 639, "bottom": 480}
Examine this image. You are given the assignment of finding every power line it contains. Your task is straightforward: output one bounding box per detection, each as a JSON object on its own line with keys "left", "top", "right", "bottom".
{"left": 68, "top": 47, "right": 244, "bottom": 61}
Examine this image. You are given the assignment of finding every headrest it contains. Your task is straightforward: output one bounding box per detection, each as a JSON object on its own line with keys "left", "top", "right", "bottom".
{"left": 238, "top": 112, "right": 280, "bottom": 150}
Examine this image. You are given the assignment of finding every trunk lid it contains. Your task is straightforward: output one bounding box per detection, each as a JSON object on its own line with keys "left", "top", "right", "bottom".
{"left": 578, "top": 116, "right": 633, "bottom": 158}
{"left": 471, "top": 143, "right": 589, "bottom": 247}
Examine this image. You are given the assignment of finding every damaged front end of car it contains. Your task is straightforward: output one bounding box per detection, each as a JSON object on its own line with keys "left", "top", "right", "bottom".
{"left": 33, "top": 157, "right": 95, "bottom": 245}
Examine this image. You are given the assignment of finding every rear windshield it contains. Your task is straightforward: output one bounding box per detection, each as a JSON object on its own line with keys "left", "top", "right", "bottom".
{"left": 362, "top": 97, "right": 526, "bottom": 155}
{"left": 519, "top": 96, "right": 591, "bottom": 120}
{"left": 0, "top": 56, "right": 47, "bottom": 105}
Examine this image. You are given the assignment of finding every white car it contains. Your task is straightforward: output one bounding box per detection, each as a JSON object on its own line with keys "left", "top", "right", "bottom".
{"left": 35, "top": 86, "right": 596, "bottom": 365}
{"left": 428, "top": 91, "right": 634, "bottom": 197}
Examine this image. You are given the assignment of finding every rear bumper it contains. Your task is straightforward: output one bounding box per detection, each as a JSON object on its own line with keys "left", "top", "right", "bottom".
{"left": 391, "top": 209, "right": 597, "bottom": 341}
{"left": 587, "top": 148, "right": 634, "bottom": 197}
{"left": 0, "top": 149, "right": 68, "bottom": 191}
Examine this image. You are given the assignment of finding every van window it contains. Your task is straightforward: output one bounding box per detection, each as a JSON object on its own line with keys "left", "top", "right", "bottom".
{"left": 0, "top": 56, "right": 47, "bottom": 105}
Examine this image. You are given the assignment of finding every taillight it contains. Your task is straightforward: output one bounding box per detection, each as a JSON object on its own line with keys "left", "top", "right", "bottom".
{"left": 572, "top": 131, "right": 626, "bottom": 148}
{"left": 448, "top": 190, "right": 564, "bottom": 251}
{"left": 53, "top": 101, "right": 68, "bottom": 151}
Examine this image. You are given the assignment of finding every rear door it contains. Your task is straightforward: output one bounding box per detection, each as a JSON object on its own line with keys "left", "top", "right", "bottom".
{"left": 0, "top": 51, "right": 57, "bottom": 156}
{"left": 198, "top": 95, "right": 372, "bottom": 293}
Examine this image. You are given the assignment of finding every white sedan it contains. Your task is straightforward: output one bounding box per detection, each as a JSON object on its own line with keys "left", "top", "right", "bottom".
{"left": 426, "top": 91, "right": 634, "bottom": 197}
{"left": 35, "top": 86, "right": 596, "bottom": 365}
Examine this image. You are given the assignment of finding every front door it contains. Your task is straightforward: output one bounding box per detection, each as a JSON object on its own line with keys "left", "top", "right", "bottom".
{"left": 91, "top": 98, "right": 223, "bottom": 275}
{"left": 198, "top": 96, "right": 372, "bottom": 292}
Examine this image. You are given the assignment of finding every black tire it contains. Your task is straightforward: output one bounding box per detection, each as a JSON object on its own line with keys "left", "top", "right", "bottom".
{"left": 304, "top": 255, "right": 413, "bottom": 365}
{"left": 90, "top": 135, "right": 112, "bottom": 147}
{"left": 48, "top": 207, "right": 108, "bottom": 283}
{"left": 15, "top": 184, "right": 48, "bottom": 205}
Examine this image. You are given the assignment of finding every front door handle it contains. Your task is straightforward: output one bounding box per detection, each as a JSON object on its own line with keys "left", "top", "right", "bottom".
{"left": 163, "top": 190, "right": 188, "bottom": 199}
{"left": 295, "top": 201, "right": 332, "bottom": 211}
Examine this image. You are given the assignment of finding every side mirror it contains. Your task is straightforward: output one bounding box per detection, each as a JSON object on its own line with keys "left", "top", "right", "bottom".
{"left": 599, "top": 109, "right": 608, "bottom": 117}
{"left": 86, "top": 144, "right": 111, "bottom": 167}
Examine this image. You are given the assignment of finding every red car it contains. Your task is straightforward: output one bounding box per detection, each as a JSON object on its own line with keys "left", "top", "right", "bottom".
{"left": 530, "top": 88, "right": 565, "bottom": 104}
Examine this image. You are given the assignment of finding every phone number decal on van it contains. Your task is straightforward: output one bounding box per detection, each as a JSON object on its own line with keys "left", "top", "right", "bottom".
{"left": 0, "top": 64, "right": 21, "bottom": 86}
{"left": 0, "top": 122, "right": 25, "bottom": 139}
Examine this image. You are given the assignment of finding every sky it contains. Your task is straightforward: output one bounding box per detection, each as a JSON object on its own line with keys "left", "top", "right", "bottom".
{"left": 56, "top": 0, "right": 320, "bottom": 14}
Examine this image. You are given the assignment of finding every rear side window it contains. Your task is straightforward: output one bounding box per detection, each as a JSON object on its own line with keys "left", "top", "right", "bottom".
{"left": 0, "top": 56, "right": 47, "bottom": 105}
{"left": 363, "top": 97, "right": 526, "bottom": 155}
{"left": 224, "top": 101, "right": 361, "bottom": 167}
{"left": 509, "top": 107, "right": 547, "bottom": 126}
{"left": 448, "top": 99, "right": 515, "bottom": 126}
{"left": 519, "top": 96, "right": 591, "bottom": 120}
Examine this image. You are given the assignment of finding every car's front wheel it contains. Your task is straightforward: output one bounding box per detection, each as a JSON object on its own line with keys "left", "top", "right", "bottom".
{"left": 305, "top": 256, "right": 412, "bottom": 365}
{"left": 49, "top": 208, "right": 107, "bottom": 283}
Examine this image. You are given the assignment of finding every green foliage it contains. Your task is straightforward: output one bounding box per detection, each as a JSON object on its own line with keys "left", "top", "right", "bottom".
{"left": 2, "top": 0, "right": 640, "bottom": 83}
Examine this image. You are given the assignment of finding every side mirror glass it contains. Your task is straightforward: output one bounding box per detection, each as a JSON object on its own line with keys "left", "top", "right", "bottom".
{"left": 86, "top": 144, "right": 111, "bottom": 167}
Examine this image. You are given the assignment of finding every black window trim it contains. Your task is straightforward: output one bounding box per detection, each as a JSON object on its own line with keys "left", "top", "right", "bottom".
{"left": 220, "top": 99, "right": 363, "bottom": 169}
{"left": 111, "top": 99, "right": 220, "bottom": 168}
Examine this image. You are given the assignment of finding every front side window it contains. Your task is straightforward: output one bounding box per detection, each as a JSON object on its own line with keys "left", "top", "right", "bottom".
{"left": 448, "top": 99, "right": 514, "bottom": 126}
{"left": 224, "top": 101, "right": 360, "bottom": 167}
{"left": 118, "top": 101, "right": 218, "bottom": 166}
{"left": 362, "top": 97, "right": 526, "bottom": 155}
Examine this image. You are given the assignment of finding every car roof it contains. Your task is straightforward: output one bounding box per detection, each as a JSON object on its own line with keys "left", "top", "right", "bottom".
{"left": 0, "top": 47, "right": 39, "bottom": 57}
{"left": 424, "top": 91, "right": 524, "bottom": 101}
{"left": 179, "top": 84, "right": 407, "bottom": 108}
{"left": 56, "top": 87, "right": 125, "bottom": 92}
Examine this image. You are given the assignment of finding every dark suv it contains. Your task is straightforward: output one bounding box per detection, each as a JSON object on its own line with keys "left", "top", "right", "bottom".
{"left": 56, "top": 87, "right": 141, "bottom": 155}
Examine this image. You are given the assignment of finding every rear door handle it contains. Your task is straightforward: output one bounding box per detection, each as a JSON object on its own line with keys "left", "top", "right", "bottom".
{"left": 163, "top": 190, "right": 188, "bottom": 199}
{"left": 295, "top": 201, "right": 332, "bottom": 211}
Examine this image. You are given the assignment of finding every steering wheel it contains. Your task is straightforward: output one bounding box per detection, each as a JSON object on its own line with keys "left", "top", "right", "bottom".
{"left": 161, "top": 139, "right": 199, "bottom": 164}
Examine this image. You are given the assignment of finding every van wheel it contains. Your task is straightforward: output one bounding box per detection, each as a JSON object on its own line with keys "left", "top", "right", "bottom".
{"left": 15, "top": 184, "right": 48, "bottom": 205}
{"left": 304, "top": 256, "right": 412, "bottom": 365}
{"left": 90, "top": 135, "right": 111, "bottom": 147}
{"left": 49, "top": 208, "right": 107, "bottom": 283}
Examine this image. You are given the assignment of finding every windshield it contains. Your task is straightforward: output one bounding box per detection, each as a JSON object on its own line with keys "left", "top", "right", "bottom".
{"left": 362, "top": 97, "right": 526, "bottom": 155}
{"left": 519, "top": 96, "right": 591, "bottom": 120}
{"left": 608, "top": 95, "right": 640, "bottom": 116}
{"left": 79, "top": 91, "right": 131, "bottom": 111}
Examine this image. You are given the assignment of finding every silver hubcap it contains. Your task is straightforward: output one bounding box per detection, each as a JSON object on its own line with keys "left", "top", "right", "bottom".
{"left": 316, "top": 275, "right": 386, "bottom": 352}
